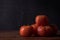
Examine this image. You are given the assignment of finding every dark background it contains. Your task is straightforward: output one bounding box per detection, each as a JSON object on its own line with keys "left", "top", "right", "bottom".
{"left": 0, "top": 0, "right": 59, "bottom": 30}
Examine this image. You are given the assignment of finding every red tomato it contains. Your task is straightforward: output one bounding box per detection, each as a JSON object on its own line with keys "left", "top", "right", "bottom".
{"left": 31, "top": 24, "right": 40, "bottom": 36}
{"left": 37, "top": 25, "right": 58, "bottom": 36}
{"left": 35, "top": 15, "right": 48, "bottom": 26}
{"left": 31, "top": 24, "right": 37, "bottom": 36}
{"left": 19, "top": 25, "right": 33, "bottom": 37}
{"left": 49, "top": 24, "right": 58, "bottom": 35}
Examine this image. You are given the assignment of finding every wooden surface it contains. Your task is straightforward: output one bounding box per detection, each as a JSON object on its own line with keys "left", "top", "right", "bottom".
{"left": 0, "top": 30, "right": 60, "bottom": 40}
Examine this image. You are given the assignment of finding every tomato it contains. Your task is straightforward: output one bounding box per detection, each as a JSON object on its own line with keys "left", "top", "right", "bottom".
{"left": 31, "top": 24, "right": 38, "bottom": 36}
{"left": 35, "top": 15, "right": 48, "bottom": 26}
{"left": 50, "top": 24, "right": 58, "bottom": 35}
{"left": 19, "top": 25, "right": 33, "bottom": 37}
{"left": 37, "top": 25, "right": 58, "bottom": 36}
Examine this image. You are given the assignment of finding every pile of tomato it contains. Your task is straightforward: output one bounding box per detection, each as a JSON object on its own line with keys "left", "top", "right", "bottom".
{"left": 19, "top": 15, "right": 58, "bottom": 37}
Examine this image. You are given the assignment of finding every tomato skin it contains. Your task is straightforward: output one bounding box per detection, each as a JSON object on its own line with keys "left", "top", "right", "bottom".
{"left": 37, "top": 25, "right": 58, "bottom": 37}
{"left": 19, "top": 25, "right": 33, "bottom": 37}
{"left": 35, "top": 15, "right": 48, "bottom": 26}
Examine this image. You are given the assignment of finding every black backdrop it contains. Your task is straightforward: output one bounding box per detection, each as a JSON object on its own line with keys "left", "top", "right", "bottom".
{"left": 0, "top": 0, "right": 59, "bottom": 30}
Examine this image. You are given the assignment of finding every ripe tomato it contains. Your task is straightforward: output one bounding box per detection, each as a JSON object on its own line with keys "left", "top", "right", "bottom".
{"left": 31, "top": 24, "right": 39, "bottom": 36}
{"left": 35, "top": 15, "right": 48, "bottom": 26}
{"left": 37, "top": 25, "right": 58, "bottom": 36}
{"left": 19, "top": 25, "right": 33, "bottom": 37}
